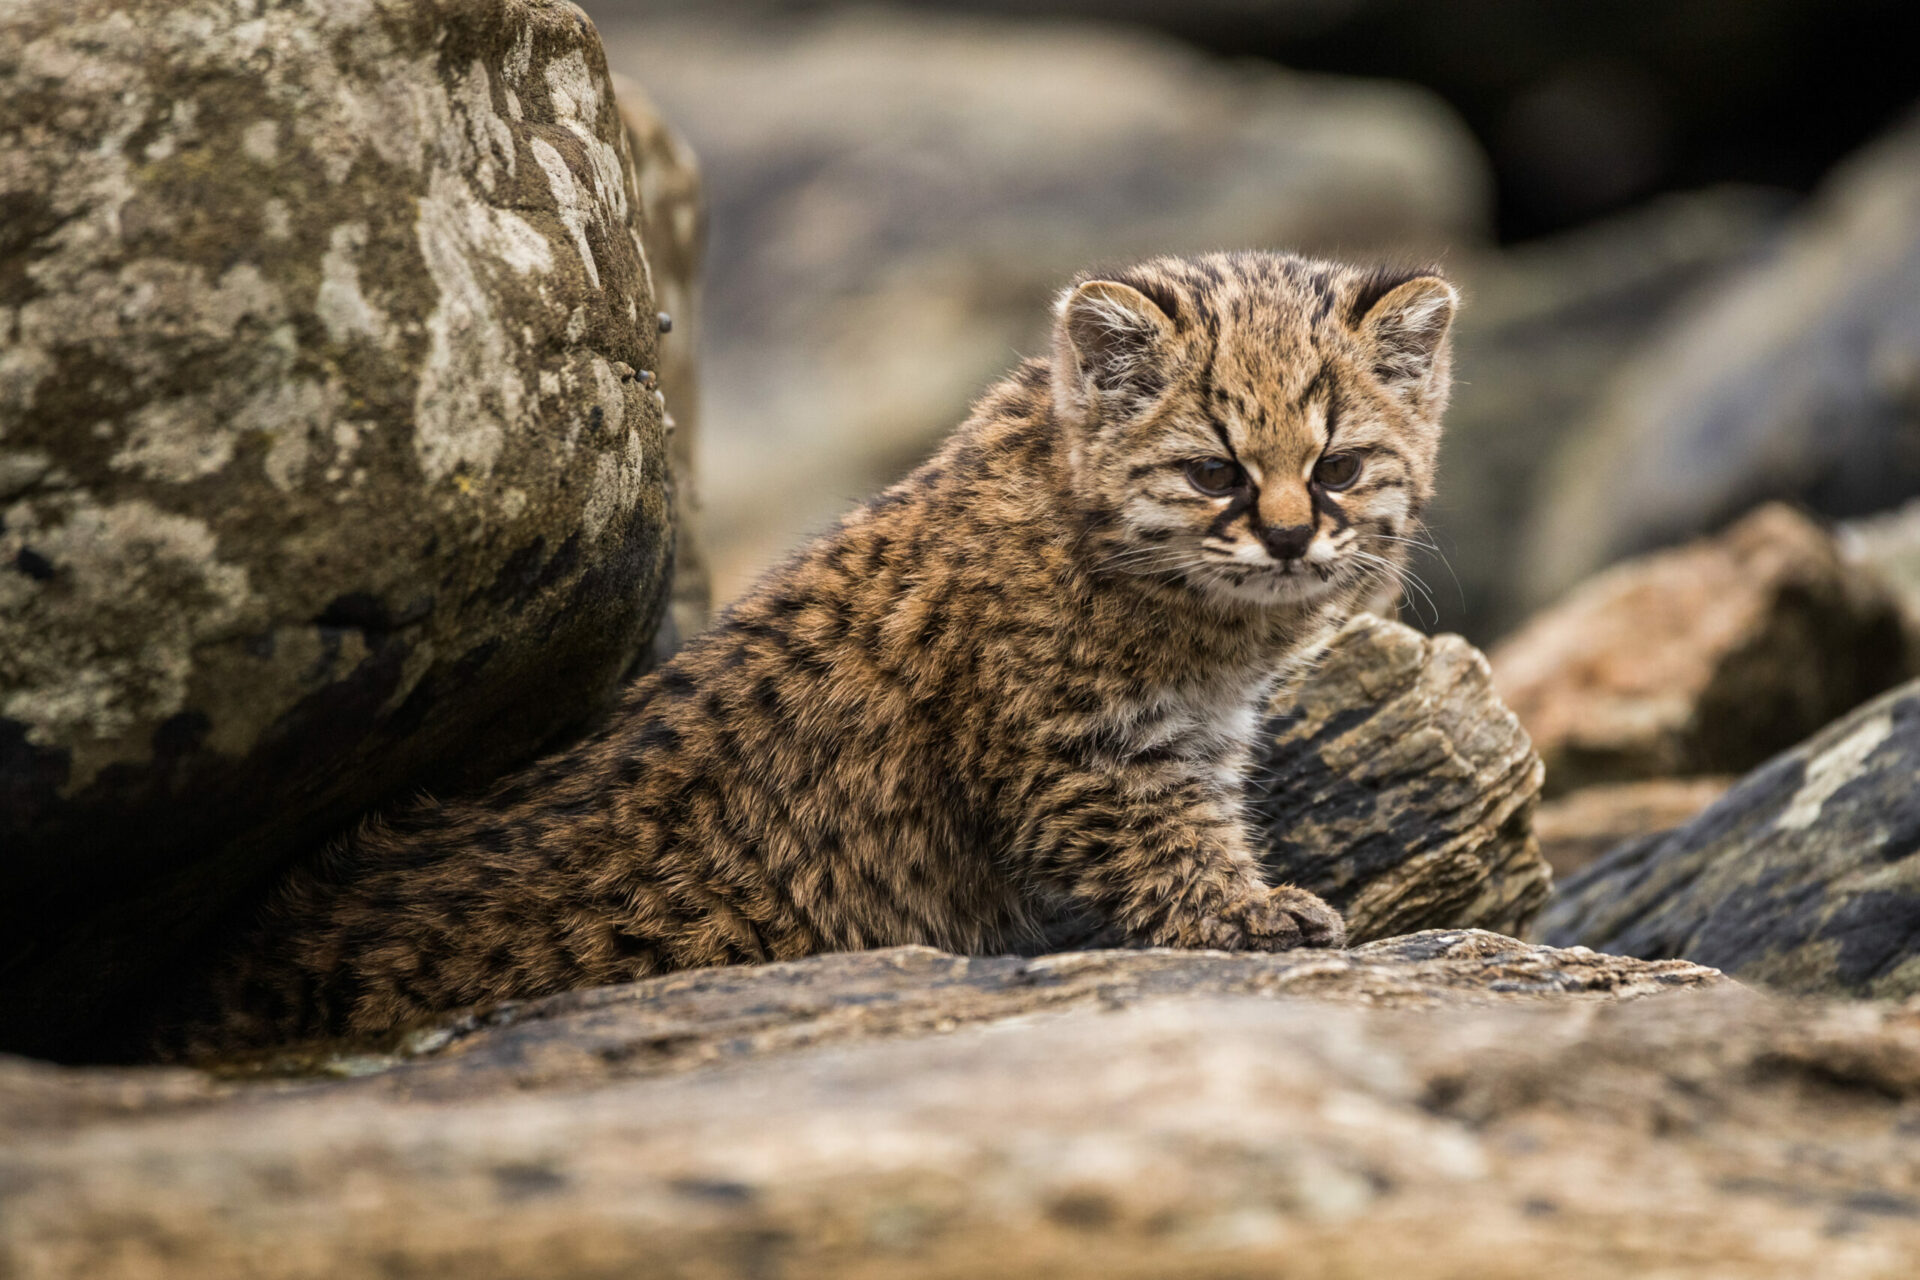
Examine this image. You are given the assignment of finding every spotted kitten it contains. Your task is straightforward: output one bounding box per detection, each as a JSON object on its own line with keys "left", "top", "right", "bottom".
{"left": 170, "top": 250, "right": 1457, "bottom": 1057}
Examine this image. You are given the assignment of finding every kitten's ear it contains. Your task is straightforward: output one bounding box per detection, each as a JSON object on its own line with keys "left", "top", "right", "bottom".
{"left": 1053, "top": 279, "right": 1177, "bottom": 418}
{"left": 1354, "top": 274, "right": 1457, "bottom": 388}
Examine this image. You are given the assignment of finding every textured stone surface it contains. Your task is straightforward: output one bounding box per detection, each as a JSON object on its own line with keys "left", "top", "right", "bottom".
{"left": 1532, "top": 776, "right": 1732, "bottom": 878}
{"left": 0, "top": 0, "right": 677, "bottom": 1058}
{"left": 1491, "top": 505, "right": 1912, "bottom": 795}
{"left": 1525, "top": 108, "right": 1920, "bottom": 604}
{"left": 1542, "top": 677, "right": 1920, "bottom": 998}
{"left": 1255, "top": 614, "right": 1551, "bottom": 942}
{"left": 596, "top": 8, "right": 1490, "bottom": 600}
{"left": 18, "top": 935, "right": 1920, "bottom": 1280}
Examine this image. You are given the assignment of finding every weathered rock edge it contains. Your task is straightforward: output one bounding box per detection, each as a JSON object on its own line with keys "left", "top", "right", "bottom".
{"left": 13, "top": 935, "right": 1920, "bottom": 1280}
{"left": 0, "top": 0, "right": 678, "bottom": 1058}
{"left": 1258, "top": 614, "right": 1551, "bottom": 942}
{"left": 1541, "top": 675, "right": 1920, "bottom": 998}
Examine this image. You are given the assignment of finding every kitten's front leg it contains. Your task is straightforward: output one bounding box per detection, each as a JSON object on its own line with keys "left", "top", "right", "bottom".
{"left": 1015, "top": 772, "right": 1344, "bottom": 952}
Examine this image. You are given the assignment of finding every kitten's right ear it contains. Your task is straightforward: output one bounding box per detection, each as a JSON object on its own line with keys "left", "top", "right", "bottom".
{"left": 1053, "top": 279, "right": 1177, "bottom": 420}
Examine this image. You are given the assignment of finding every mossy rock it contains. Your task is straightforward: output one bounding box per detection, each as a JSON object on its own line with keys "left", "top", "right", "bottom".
{"left": 0, "top": 0, "right": 676, "bottom": 1058}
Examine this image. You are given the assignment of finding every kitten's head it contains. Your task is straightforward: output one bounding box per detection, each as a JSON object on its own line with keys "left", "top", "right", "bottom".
{"left": 1051, "top": 250, "right": 1455, "bottom": 612}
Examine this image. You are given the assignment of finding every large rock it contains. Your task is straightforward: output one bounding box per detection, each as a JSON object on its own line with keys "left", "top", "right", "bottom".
{"left": 594, "top": 7, "right": 1491, "bottom": 599}
{"left": 1541, "top": 677, "right": 1920, "bottom": 998}
{"left": 0, "top": 1, "right": 681, "bottom": 1059}
{"left": 1491, "top": 504, "right": 1913, "bottom": 795}
{"left": 1256, "top": 614, "right": 1550, "bottom": 942}
{"left": 21, "top": 935, "right": 1920, "bottom": 1278}
{"left": 1524, "top": 109, "right": 1920, "bottom": 605}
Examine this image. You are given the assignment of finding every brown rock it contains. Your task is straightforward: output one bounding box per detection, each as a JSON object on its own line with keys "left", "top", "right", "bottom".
{"left": 0, "top": 1, "right": 679, "bottom": 1059}
{"left": 15, "top": 935, "right": 1920, "bottom": 1280}
{"left": 1541, "top": 675, "right": 1920, "bottom": 999}
{"left": 1533, "top": 777, "right": 1734, "bottom": 878}
{"left": 1490, "top": 504, "right": 1912, "bottom": 795}
{"left": 1255, "top": 614, "right": 1551, "bottom": 942}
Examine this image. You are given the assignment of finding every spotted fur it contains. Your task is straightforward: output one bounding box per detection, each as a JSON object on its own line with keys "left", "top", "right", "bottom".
{"left": 167, "top": 250, "right": 1457, "bottom": 1058}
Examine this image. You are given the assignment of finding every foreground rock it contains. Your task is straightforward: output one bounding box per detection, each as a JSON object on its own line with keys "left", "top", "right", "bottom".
{"left": 596, "top": 8, "right": 1489, "bottom": 599}
{"left": 1542, "top": 677, "right": 1920, "bottom": 998}
{"left": 18, "top": 935, "right": 1920, "bottom": 1279}
{"left": 1532, "top": 777, "right": 1733, "bottom": 878}
{"left": 1256, "top": 615, "right": 1550, "bottom": 942}
{"left": 1525, "top": 108, "right": 1920, "bottom": 603}
{"left": 0, "top": 1, "right": 680, "bottom": 1059}
{"left": 1491, "top": 505, "right": 1912, "bottom": 795}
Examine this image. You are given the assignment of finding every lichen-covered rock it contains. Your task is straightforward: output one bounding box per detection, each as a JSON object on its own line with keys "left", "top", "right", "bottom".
{"left": 1491, "top": 504, "right": 1913, "bottom": 795}
{"left": 1541, "top": 676, "right": 1920, "bottom": 998}
{"left": 26, "top": 937, "right": 1920, "bottom": 1280}
{"left": 1524, "top": 108, "right": 1920, "bottom": 603}
{"left": 1532, "top": 776, "right": 1732, "bottom": 878}
{"left": 0, "top": 0, "right": 678, "bottom": 1059}
{"left": 1255, "top": 614, "right": 1551, "bottom": 941}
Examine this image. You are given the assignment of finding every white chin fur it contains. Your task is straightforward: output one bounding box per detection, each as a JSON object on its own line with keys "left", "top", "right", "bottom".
{"left": 1204, "top": 568, "right": 1342, "bottom": 607}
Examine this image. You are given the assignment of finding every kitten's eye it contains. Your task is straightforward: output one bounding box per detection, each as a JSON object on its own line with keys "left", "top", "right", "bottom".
{"left": 1313, "top": 452, "right": 1363, "bottom": 490}
{"left": 1184, "top": 456, "right": 1245, "bottom": 496}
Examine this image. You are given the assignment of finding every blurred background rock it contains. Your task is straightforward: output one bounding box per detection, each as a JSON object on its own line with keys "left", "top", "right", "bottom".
{"left": 580, "top": 0, "right": 1920, "bottom": 637}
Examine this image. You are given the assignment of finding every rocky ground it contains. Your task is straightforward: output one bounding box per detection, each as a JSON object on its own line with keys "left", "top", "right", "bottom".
{"left": 18, "top": 933, "right": 1920, "bottom": 1280}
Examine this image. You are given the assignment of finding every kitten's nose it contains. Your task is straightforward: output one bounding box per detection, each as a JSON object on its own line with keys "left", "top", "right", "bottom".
{"left": 1258, "top": 523, "right": 1314, "bottom": 562}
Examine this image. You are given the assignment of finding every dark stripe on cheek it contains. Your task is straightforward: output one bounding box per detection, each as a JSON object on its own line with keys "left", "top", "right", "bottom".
{"left": 1313, "top": 490, "right": 1352, "bottom": 532}
{"left": 1207, "top": 489, "right": 1254, "bottom": 539}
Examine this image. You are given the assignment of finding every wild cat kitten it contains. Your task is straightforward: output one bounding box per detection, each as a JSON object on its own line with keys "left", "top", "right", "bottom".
{"left": 169, "top": 250, "right": 1457, "bottom": 1056}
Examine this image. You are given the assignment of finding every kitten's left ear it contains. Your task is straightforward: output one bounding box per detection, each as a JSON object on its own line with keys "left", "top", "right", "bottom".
{"left": 1354, "top": 274, "right": 1458, "bottom": 388}
{"left": 1053, "top": 279, "right": 1177, "bottom": 420}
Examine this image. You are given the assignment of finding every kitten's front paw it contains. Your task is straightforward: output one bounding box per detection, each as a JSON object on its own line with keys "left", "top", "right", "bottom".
{"left": 1204, "top": 885, "right": 1345, "bottom": 952}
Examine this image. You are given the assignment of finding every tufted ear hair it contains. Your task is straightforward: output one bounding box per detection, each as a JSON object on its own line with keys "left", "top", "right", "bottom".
{"left": 1053, "top": 279, "right": 1177, "bottom": 420}
{"left": 1352, "top": 272, "right": 1457, "bottom": 389}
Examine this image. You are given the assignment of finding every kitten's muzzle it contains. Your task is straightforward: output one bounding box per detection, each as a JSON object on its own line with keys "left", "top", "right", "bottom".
{"left": 1256, "top": 523, "right": 1314, "bottom": 562}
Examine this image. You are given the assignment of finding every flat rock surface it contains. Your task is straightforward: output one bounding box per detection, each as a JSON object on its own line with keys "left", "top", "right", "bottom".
{"left": 1257, "top": 614, "right": 1550, "bottom": 942}
{"left": 1542, "top": 676, "right": 1920, "bottom": 998}
{"left": 14, "top": 934, "right": 1920, "bottom": 1279}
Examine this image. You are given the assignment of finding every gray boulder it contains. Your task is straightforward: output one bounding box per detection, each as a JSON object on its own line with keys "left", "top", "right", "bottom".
{"left": 1422, "top": 187, "right": 1788, "bottom": 640}
{"left": 0, "top": 0, "right": 681, "bottom": 1058}
{"left": 1540, "top": 676, "right": 1920, "bottom": 998}
{"left": 1524, "top": 109, "right": 1920, "bottom": 606}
